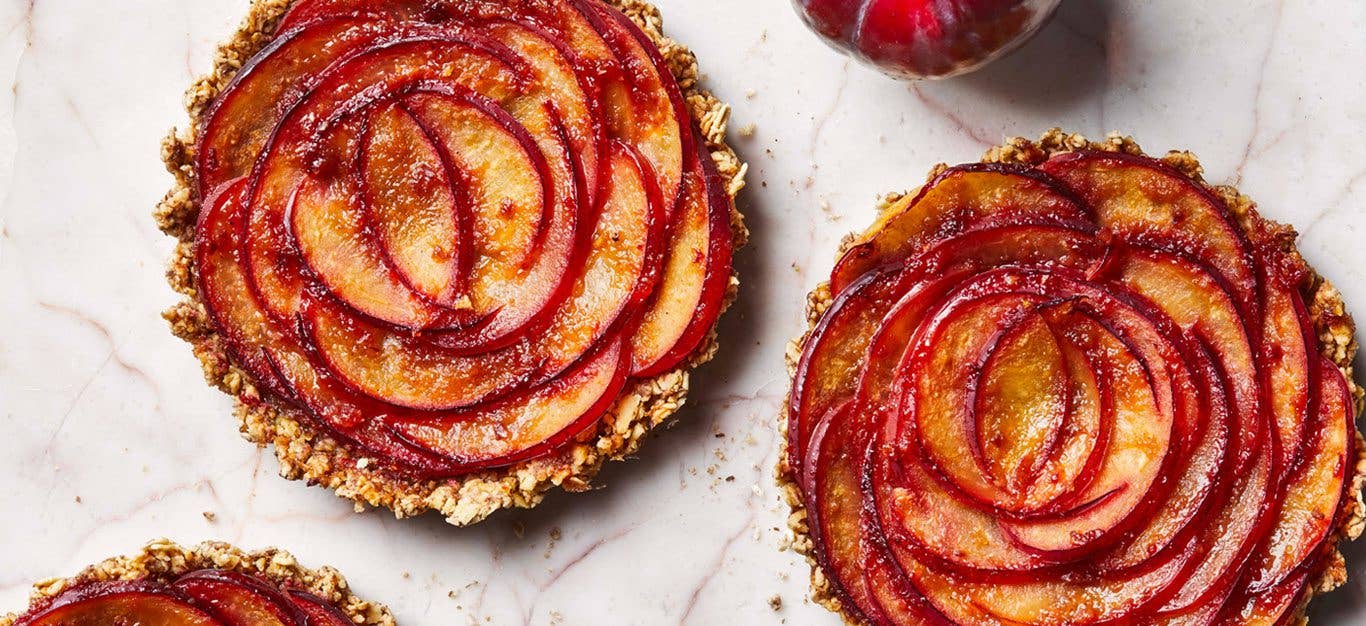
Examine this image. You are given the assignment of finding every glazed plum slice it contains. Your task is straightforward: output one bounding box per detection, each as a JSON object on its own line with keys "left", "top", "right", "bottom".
{"left": 195, "top": 15, "right": 392, "bottom": 195}
{"left": 14, "top": 582, "right": 223, "bottom": 626}
{"left": 630, "top": 141, "right": 736, "bottom": 377}
{"left": 286, "top": 592, "right": 355, "bottom": 626}
{"left": 172, "top": 571, "right": 305, "bottom": 626}
{"left": 290, "top": 153, "right": 469, "bottom": 330}
{"left": 1243, "top": 357, "right": 1353, "bottom": 592}
{"left": 830, "top": 163, "right": 1089, "bottom": 292}
{"left": 568, "top": 0, "right": 690, "bottom": 213}
{"left": 1040, "top": 151, "right": 1259, "bottom": 314}
{"left": 195, "top": 177, "right": 294, "bottom": 399}
{"left": 191, "top": 0, "right": 732, "bottom": 481}
{"left": 791, "top": 147, "right": 1356, "bottom": 625}
{"left": 357, "top": 100, "right": 473, "bottom": 309}
{"left": 387, "top": 337, "right": 631, "bottom": 469}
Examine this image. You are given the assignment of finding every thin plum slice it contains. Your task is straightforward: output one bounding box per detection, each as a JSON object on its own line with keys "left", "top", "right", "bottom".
{"left": 196, "top": 15, "right": 390, "bottom": 194}
{"left": 302, "top": 300, "right": 536, "bottom": 411}
{"left": 1040, "top": 150, "right": 1257, "bottom": 314}
{"left": 803, "top": 402, "right": 887, "bottom": 622}
{"left": 15, "top": 582, "right": 223, "bottom": 626}
{"left": 359, "top": 100, "right": 471, "bottom": 309}
{"left": 172, "top": 571, "right": 303, "bottom": 626}
{"left": 286, "top": 591, "right": 354, "bottom": 626}
{"left": 568, "top": 0, "right": 689, "bottom": 213}
{"left": 1244, "top": 357, "right": 1352, "bottom": 592}
{"left": 972, "top": 309, "right": 1072, "bottom": 497}
{"left": 195, "top": 177, "right": 292, "bottom": 399}
{"left": 388, "top": 337, "right": 629, "bottom": 469}
{"left": 831, "top": 164, "right": 1089, "bottom": 292}
{"left": 630, "top": 143, "right": 735, "bottom": 377}
{"left": 409, "top": 89, "right": 582, "bottom": 352}
{"left": 788, "top": 265, "right": 919, "bottom": 478}
{"left": 291, "top": 162, "right": 464, "bottom": 330}
{"left": 1260, "top": 280, "right": 1315, "bottom": 482}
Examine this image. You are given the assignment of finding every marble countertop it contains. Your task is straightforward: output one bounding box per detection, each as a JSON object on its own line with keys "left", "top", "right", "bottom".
{"left": 2, "top": 0, "right": 1365, "bottom": 623}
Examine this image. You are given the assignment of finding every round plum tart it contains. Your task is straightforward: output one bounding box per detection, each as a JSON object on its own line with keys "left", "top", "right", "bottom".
{"left": 156, "top": 0, "right": 744, "bottom": 525}
{"left": 1, "top": 540, "right": 392, "bottom": 626}
{"left": 780, "top": 130, "right": 1365, "bottom": 625}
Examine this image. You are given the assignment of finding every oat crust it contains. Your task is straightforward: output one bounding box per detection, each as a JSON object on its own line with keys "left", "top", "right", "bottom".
{"left": 777, "top": 129, "right": 1366, "bottom": 626}
{"left": 0, "top": 539, "right": 394, "bottom": 626}
{"left": 155, "top": 0, "right": 747, "bottom": 527}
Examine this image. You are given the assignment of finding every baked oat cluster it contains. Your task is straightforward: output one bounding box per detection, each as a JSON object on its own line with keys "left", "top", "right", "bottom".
{"left": 157, "top": 0, "right": 745, "bottom": 525}
{"left": 782, "top": 130, "right": 1365, "bottom": 625}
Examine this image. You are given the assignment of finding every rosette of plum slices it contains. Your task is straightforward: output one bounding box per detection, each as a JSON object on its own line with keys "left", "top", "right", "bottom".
{"left": 156, "top": 0, "right": 743, "bottom": 525}
{"left": 1, "top": 540, "right": 392, "bottom": 626}
{"left": 782, "top": 131, "right": 1365, "bottom": 626}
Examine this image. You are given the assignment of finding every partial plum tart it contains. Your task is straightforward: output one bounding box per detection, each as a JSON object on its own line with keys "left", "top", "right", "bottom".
{"left": 156, "top": 0, "right": 743, "bottom": 525}
{"left": 1, "top": 540, "right": 391, "bottom": 626}
{"left": 780, "top": 130, "right": 1364, "bottom": 625}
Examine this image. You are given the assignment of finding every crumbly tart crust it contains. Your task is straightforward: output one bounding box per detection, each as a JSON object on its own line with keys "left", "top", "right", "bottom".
{"left": 155, "top": 0, "right": 747, "bottom": 526}
{"left": 777, "top": 128, "right": 1366, "bottom": 626}
{"left": 0, "top": 539, "right": 394, "bottom": 626}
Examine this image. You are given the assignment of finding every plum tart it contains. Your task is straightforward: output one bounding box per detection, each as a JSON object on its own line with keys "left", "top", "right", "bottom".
{"left": 1, "top": 540, "right": 392, "bottom": 626}
{"left": 780, "top": 130, "right": 1365, "bottom": 625}
{"left": 156, "top": 0, "right": 744, "bottom": 525}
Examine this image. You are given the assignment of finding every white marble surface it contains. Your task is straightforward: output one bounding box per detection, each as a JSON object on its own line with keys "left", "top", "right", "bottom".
{"left": 2, "top": 0, "right": 1365, "bottom": 623}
